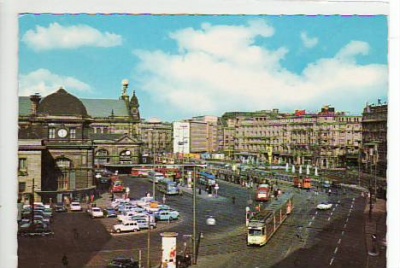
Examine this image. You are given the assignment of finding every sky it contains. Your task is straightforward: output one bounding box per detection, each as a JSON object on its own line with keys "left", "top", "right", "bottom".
{"left": 19, "top": 14, "right": 388, "bottom": 122}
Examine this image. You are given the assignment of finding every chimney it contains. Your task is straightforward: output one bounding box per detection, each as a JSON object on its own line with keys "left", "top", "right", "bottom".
{"left": 30, "top": 93, "right": 41, "bottom": 116}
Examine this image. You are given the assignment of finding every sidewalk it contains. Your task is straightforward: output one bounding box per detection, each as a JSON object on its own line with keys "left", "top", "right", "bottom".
{"left": 179, "top": 184, "right": 228, "bottom": 202}
{"left": 364, "top": 197, "right": 387, "bottom": 266}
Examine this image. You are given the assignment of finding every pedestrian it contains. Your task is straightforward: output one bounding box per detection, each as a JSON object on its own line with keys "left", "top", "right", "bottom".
{"left": 62, "top": 254, "right": 69, "bottom": 267}
{"left": 328, "top": 188, "right": 332, "bottom": 196}
{"left": 162, "top": 194, "right": 166, "bottom": 204}
{"left": 198, "top": 187, "right": 202, "bottom": 195}
{"left": 232, "top": 196, "right": 236, "bottom": 204}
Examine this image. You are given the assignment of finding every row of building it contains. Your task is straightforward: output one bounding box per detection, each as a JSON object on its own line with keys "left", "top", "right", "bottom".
{"left": 18, "top": 80, "right": 387, "bottom": 203}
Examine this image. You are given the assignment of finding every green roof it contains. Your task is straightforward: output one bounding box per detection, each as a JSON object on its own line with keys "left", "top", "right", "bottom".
{"left": 19, "top": 97, "right": 32, "bottom": 116}
{"left": 80, "top": 99, "right": 129, "bottom": 117}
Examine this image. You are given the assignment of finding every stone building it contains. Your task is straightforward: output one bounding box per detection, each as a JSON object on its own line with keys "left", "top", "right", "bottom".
{"left": 220, "top": 106, "right": 362, "bottom": 169}
{"left": 139, "top": 119, "right": 173, "bottom": 164}
{"left": 18, "top": 80, "right": 142, "bottom": 203}
{"left": 361, "top": 100, "right": 387, "bottom": 177}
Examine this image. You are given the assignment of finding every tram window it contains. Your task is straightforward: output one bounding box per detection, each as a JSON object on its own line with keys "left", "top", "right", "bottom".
{"left": 249, "top": 229, "right": 262, "bottom": 236}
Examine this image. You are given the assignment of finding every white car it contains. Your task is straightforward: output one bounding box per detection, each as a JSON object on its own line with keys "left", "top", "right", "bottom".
{"left": 117, "top": 210, "right": 147, "bottom": 222}
{"left": 88, "top": 207, "right": 104, "bottom": 218}
{"left": 317, "top": 202, "right": 333, "bottom": 210}
{"left": 112, "top": 220, "right": 140, "bottom": 233}
{"left": 70, "top": 202, "right": 82, "bottom": 211}
{"left": 206, "top": 216, "right": 216, "bottom": 226}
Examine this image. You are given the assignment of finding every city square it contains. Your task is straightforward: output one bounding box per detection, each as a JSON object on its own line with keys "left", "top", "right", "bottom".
{"left": 1, "top": 10, "right": 396, "bottom": 268}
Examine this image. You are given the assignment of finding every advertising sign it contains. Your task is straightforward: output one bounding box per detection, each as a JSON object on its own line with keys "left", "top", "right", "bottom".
{"left": 161, "top": 232, "right": 178, "bottom": 268}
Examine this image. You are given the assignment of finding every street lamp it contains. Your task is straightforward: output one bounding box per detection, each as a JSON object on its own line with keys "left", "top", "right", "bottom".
{"left": 147, "top": 213, "right": 151, "bottom": 268}
{"left": 148, "top": 128, "right": 156, "bottom": 199}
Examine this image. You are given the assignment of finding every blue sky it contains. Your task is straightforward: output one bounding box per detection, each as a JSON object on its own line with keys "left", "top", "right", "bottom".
{"left": 19, "top": 14, "right": 388, "bottom": 122}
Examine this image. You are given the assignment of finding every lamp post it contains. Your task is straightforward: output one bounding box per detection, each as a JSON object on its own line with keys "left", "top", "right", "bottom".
{"left": 147, "top": 213, "right": 151, "bottom": 268}
{"left": 148, "top": 128, "right": 156, "bottom": 199}
{"left": 192, "top": 165, "right": 197, "bottom": 264}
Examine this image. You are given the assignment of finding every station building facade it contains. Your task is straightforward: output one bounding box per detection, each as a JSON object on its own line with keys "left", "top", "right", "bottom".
{"left": 18, "top": 81, "right": 142, "bottom": 203}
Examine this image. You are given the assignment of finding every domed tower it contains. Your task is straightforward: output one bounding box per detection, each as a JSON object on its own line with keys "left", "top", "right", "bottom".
{"left": 120, "top": 79, "right": 141, "bottom": 122}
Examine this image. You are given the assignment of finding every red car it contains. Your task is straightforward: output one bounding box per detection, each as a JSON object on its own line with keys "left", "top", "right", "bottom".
{"left": 112, "top": 181, "right": 125, "bottom": 193}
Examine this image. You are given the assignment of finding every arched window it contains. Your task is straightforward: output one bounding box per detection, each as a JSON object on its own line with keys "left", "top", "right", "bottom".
{"left": 95, "top": 149, "right": 110, "bottom": 167}
{"left": 56, "top": 158, "right": 72, "bottom": 190}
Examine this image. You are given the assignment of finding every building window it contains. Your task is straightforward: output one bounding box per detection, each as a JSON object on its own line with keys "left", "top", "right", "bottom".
{"left": 18, "top": 158, "right": 28, "bottom": 175}
{"left": 56, "top": 158, "right": 71, "bottom": 190}
{"left": 70, "top": 128, "right": 76, "bottom": 139}
{"left": 49, "top": 128, "right": 56, "bottom": 139}
{"left": 95, "top": 149, "right": 110, "bottom": 166}
{"left": 18, "top": 182, "right": 26, "bottom": 193}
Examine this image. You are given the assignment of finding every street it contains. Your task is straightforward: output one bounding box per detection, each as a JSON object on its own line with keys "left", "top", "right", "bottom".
{"left": 18, "top": 175, "right": 383, "bottom": 268}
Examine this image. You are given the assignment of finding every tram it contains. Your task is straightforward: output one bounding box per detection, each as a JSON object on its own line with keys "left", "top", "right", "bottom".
{"left": 293, "top": 176, "right": 312, "bottom": 189}
{"left": 247, "top": 193, "right": 294, "bottom": 246}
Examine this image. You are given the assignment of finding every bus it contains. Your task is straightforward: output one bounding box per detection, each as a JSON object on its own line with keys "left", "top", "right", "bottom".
{"left": 157, "top": 179, "right": 180, "bottom": 195}
{"left": 155, "top": 167, "right": 182, "bottom": 180}
{"left": 293, "top": 176, "right": 312, "bottom": 189}
{"left": 255, "top": 184, "right": 271, "bottom": 202}
{"left": 131, "top": 167, "right": 153, "bottom": 178}
{"left": 199, "top": 171, "right": 216, "bottom": 186}
{"left": 247, "top": 193, "right": 294, "bottom": 246}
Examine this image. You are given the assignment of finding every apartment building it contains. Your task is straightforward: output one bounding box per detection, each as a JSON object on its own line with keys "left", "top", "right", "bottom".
{"left": 221, "top": 106, "right": 362, "bottom": 169}
{"left": 140, "top": 119, "right": 173, "bottom": 163}
{"left": 361, "top": 100, "right": 387, "bottom": 177}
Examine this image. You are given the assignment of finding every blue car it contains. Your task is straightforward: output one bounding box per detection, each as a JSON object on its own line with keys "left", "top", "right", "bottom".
{"left": 103, "top": 208, "right": 118, "bottom": 218}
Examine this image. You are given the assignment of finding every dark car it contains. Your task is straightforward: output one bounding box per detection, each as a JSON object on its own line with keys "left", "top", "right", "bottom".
{"left": 18, "top": 221, "right": 53, "bottom": 236}
{"left": 106, "top": 257, "right": 139, "bottom": 268}
{"left": 103, "top": 208, "right": 118, "bottom": 218}
{"left": 55, "top": 203, "right": 68, "bottom": 212}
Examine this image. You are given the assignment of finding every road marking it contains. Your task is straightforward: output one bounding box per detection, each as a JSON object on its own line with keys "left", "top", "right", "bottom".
{"left": 344, "top": 223, "right": 347, "bottom": 229}
{"left": 308, "top": 221, "right": 312, "bottom": 226}
{"left": 334, "top": 247, "right": 338, "bottom": 254}
{"left": 346, "top": 218, "right": 349, "bottom": 223}
{"left": 338, "top": 239, "right": 342, "bottom": 244}
{"left": 330, "top": 257, "right": 335, "bottom": 266}
{"left": 333, "top": 208, "right": 336, "bottom": 212}
{"left": 352, "top": 197, "right": 355, "bottom": 201}
{"left": 328, "top": 217, "right": 331, "bottom": 221}
{"left": 312, "top": 216, "right": 315, "bottom": 221}
{"left": 342, "top": 231, "right": 345, "bottom": 236}
{"left": 315, "top": 211, "right": 318, "bottom": 215}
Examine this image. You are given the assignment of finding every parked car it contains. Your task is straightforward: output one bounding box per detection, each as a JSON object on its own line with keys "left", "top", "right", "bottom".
{"left": 70, "top": 202, "right": 82, "bottom": 211}
{"left": 317, "top": 202, "right": 333, "bottom": 210}
{"left": 87, "top": 207, "right": 104, "bottom": 218}
{"left": 55, "top": 203, "right": 68, "bottom": 212}
{"left": 103, "top": 208, "right": 118, "bottom": 218}
{"left": 18, "top": 221, "right": 53, "bottom": 236}
{"left": 155, "top": 210, "right": 179, "bottom": 221}
{"left": 117, "top": 210, "right": 147, "bottom": 222}
{"left": 107, "top": 257, "right": 139, "bottom": 268}
{"left": 158, "top": 208, "right": 180, "bottom": 218}
{"left": 112, "top": 220, "right": 140, "bottom": 233}
{"left": 134, "top": 217, "right": 157, "bottom": 229}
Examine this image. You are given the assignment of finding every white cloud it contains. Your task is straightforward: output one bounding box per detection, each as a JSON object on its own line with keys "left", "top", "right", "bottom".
{"left": 132, "top": 21, "right": 387, "bottom": 119}
{"left": 22, "top": 23, "right": 122, "bottom": 51}
{"left": 300, "top": 32, "right": 319, "bottom": 49}
{"left": 19, "top": 69, "right": 91, "bottom": 96}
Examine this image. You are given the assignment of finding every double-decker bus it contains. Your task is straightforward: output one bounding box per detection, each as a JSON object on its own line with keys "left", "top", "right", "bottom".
{"left": 157, "top": 179, "right": 180, "bottom": 195}
{"left": 255, "top": 184, "right": 271, "bottom": 202}
{"left": 293, "top": 176, "right": 312, "bottom": 189}
{"left": 247, "top": 193, "right": 294, "bottom": 246}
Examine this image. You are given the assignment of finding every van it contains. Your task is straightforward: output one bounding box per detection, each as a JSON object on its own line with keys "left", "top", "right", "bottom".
{"left": 112, "top": 220, "right": 140, "bottom": 233}
{"left": 135, "top": 218, "right": 157, "bottom": 229}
